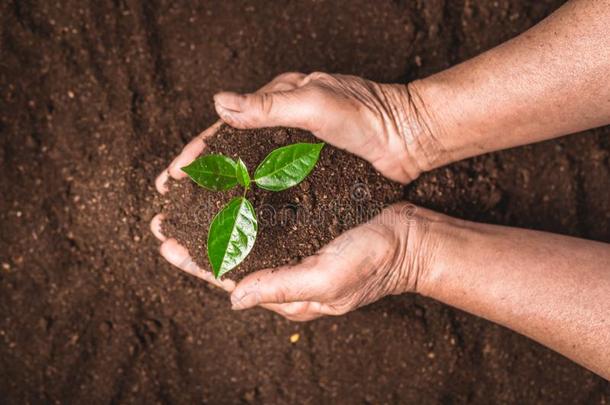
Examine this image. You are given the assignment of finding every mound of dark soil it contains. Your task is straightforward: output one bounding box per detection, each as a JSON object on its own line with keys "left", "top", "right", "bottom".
{"left": 161, "top": 124, "right": 402, "bottom": 280}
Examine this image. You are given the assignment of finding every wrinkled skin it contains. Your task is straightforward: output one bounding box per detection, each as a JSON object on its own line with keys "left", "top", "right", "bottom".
{"left": 151, "top": 72, "right": 439, "bottom": 320}
{"left": 211, "top": 72, "right": 443, "bottom": 184}
{"left": 228, "top": 204, "right": 437, "bottom": 321}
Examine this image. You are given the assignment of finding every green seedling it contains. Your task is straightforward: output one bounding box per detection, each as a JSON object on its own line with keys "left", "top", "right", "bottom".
{"left": 182, "top": 142, "right": 324, "bottom": 278}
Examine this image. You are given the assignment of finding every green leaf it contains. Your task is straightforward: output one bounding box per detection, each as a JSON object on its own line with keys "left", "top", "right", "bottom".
{"left": 254, "top": 143, "right": 324, "bottom": 191}
{"left": 181, "top": 155, "right": 238, "bottom": 191}
{"left": 207, "top": 196, "right": 258, "bottom": 278}
{"left": 235, "top": 158, "right": 251, "bottom": 190}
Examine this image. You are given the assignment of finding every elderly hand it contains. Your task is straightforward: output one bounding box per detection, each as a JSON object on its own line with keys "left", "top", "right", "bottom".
{"left": 229, "top": 203, "right": 439, "bottom": 321}
{"left": 211, "top": 72, "right": 442, "bottom": 184}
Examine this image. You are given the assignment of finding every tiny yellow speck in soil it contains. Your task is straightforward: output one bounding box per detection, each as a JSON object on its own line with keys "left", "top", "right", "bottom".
{"left": 290, "top": 333, "right": 300, "bottom": 343}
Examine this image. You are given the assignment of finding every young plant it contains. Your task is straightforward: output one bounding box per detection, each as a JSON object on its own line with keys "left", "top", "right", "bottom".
{"left": 182, "top": 143, "right": 325, "bottom": 278}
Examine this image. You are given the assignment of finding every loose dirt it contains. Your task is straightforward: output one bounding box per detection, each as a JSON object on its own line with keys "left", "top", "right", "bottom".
{"left": 1, "top": 1, "right": 608, "bottom": 403}
{"left": 161, "top": 125, "right": 402, "bottom": 280}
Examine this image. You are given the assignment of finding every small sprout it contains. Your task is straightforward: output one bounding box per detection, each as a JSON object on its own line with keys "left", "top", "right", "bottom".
{"left": 183, "top": 142, "right": 324, "bottom": 278}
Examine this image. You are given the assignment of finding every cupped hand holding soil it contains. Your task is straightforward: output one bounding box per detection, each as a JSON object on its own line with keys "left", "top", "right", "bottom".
{"left": 209, "top": 71, "right": 446, "bottom": 184}
{"left": 151, "top": 72, "right": 438, "bottom": 318}
{"left": 154, "top": 122, "right": 438, "bottom": 321}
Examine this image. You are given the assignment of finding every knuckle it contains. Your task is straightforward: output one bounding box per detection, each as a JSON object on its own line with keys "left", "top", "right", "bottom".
{"left": 277, "top": 71, "right": 305, "bottom": 83}
{"left": 302, "top": 79, "right": 335, "bottom": 107}
{"left": 282, "top": 302, "right": 304, "bottom": 316}
{"left": 307, "top": 71, "right": 332, "bottom": 82}
{"left": 258, "top": 92, "right": 275, "bottom": 117}
{"left": 273, "top": 285, "right": 289, "bottom": 304}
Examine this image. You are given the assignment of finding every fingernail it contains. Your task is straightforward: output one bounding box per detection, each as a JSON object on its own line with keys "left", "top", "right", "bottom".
{"left": 231, "top": 291, "right": 260, "bottom": 310}
{"left": 215, "top": 103, "right": 235, "bottom": 121}
{"left": 213, "top": 92, "right": 236, "bottom": 109}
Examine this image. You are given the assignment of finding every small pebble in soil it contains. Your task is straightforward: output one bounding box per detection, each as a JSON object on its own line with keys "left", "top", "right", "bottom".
{"left": 290, "top": 333, "right": 300, "bottom": 344}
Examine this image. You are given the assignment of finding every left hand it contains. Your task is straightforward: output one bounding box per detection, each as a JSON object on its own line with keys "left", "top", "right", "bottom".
{"left": 229, "top": 203, "right": 436, "bottom": 321}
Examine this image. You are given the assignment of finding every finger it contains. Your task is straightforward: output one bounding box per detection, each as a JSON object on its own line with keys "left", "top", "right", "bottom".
{"left": 230, "top": 255, "right": 333, "bottom": 310}
{"left": 167, "top": 120, "right": 223, "bottom": 179}
{"left": 213, "top": 85, "right": 321, "bottom": 131}
{"left": 262, "top": 301, "right": 325, "bottom": 322}
{"left": 150, "top": 213, "right": 167, "bottom": 242}
{"left": 155, "top": 169, "right": 170, "bottom": 194}
{"left": 155, "top": 120, "right": 223, "bottom": 193}
{"left": 159, "top": 74, "right": 302, "bottom": 190}
{"left": 257, "top": 72, "right": 305, "bottom": 93}
{"left": 211, "top": 72, "right": 303, "bottom": 131}
{"left": 160, "top": 238, "right": 235, "bottom": 292}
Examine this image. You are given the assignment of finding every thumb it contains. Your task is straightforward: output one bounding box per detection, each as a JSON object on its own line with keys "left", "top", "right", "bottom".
{"left": 214, "top": 88, "right": 320, "bottom": 131}
{"left": 230, "top": 255, "right": 330, "bottom": 310}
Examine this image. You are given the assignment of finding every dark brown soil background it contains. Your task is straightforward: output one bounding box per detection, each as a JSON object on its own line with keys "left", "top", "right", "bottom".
{"left": 1, "top": 0, "right": 608, "bottom": 403}
{"left": 161, "top": 125, "right": 402, "bottom": 280}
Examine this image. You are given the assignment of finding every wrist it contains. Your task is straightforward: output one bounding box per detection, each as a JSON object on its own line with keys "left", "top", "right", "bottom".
{"left": 388, "top": 205, "right": 465, "bottom": 297}
{"left": 404, "top": 72, "right": 503, "bottom": 171}
{"left": 375, "top": 81, "right": 453, "bottom": 183}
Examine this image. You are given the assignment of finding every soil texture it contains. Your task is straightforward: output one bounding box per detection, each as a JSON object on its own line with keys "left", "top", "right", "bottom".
{"left": 1, "top": 0, "right": 609, "bottom": 404}
{"left": 161, "top": 125, "right": 402, "bottom": 280}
